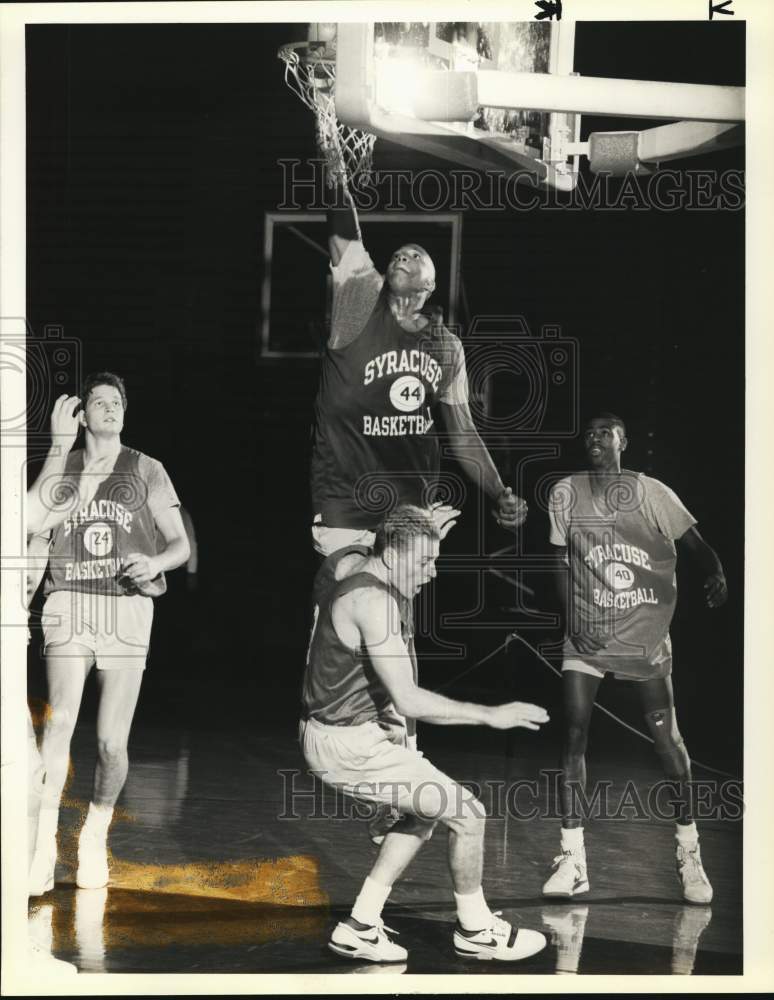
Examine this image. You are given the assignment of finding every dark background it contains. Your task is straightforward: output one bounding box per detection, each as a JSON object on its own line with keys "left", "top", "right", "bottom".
{"left": 26, "top": 21, "right": 744, "bottom": 774}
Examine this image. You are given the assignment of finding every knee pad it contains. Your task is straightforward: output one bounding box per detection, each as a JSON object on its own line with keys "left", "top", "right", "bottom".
{"left": 644, "top": 707, "right": 690, "bottom": 771}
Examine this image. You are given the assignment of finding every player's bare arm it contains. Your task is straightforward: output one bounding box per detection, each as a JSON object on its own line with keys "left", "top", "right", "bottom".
{"left": 676, "top": 524, "right": 728, "bottom": 608}
{"left": 123, "top": 506, "right": 190, "bottom": 587}
{"left": 26, "top": 395, "right": 113, "bottom": 602}
{"left": 440, "top": 399, "right": 528, "bottom": 530}
{"left": 327, "top": 177, "right": 362, "bottom": 267}
{"left": 355, "top": 588, "right": 548, "bottom": 729}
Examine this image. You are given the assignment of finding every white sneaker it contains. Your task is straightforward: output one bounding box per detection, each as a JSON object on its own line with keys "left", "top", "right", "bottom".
{"left": 329, "top": 919, "right": 408, "bottom": 963}
{"left": 542, "top": 850, "right": 590, "bottom": 898}
{"left": 76, "top": 827, "right": 109, "bottom": 890}
{"left": 454, "top": 912, "right": 547, "bottom": 962}
{"left": 28, "top": 837, "right": 57, "bottom": 897}
{"left": 28, "top": 939, "right": 78, "bottom": 976}
{"left": 676, "top": 843, "right": 713, "bottom": 904}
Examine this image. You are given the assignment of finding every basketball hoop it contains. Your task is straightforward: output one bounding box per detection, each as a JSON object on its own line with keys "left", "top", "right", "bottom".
{"left": 278, "top": 39, "right": 376, "bottom": 188}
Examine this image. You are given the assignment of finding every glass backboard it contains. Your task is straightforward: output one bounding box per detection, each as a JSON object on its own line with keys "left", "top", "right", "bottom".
{"left": 334, "top": 21, "right": 581, "bottom": 190}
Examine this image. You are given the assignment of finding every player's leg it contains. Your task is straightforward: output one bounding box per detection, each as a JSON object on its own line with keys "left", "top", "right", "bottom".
{"left": 306, "top": 720, "right": 545, "bottom": 962}
{"left": 423, "top": 779, "right": 546, "bottom": 961}
{"left": 28, "top": 709, "right": 45, "bottom": 868}
{"left": 543, "top": 665, "right": 601, "bottom": 898}
{"left": 333, "top": 777, "right": 545, "bottom": 963}
{"left": 28, "top": 707, "right": 79, "bottom": 971}
{"left": 559, "top": 667, "right": 602, "bottom": 824}
{"left": 329, "top": 813, "right": 435, "bottom": 963}
{"left": 29, "top": 644, "right": 93, "bottom": 895}
{"left": 76, "top": 665, "right": 144, "bottom": 889}
{"left": 639, "top": 675, "right": 691, "bottom": 818}
{"left": 76, "top": 593, "right": 152, "bottom": 889}
{"left": 638, "top": 674, "right": 712, "bottom": 904}
{"left": 93, "top": 665, "right": 144, "bottom": 804}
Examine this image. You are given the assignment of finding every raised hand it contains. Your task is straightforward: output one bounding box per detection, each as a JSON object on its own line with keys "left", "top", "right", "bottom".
{"left": 49, "top": 394, "right": 82, "bottom": 452}
{"left": 488, "top": 701, "right": 549, "bottom": 731}
{"left": 430, "top": 501, "right": 461, "bottom": 540}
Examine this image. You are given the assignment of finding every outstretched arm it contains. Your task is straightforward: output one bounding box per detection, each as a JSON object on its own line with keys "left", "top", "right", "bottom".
{"left": 439, "top": 399, "right": 528, "bottom": 530}
{"left": 356, "top": 589, "right": 548, "bottom": 729}
{"left": 676, "top": 525, "right": 728, "bottom": 608}
{"left": 328, "top": 178, "right": 362, "bottom": 267}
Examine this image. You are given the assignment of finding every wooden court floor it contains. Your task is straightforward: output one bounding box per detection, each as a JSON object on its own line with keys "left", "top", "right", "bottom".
{"left": 27, "top": 719, "right": 742, "bottom": 977}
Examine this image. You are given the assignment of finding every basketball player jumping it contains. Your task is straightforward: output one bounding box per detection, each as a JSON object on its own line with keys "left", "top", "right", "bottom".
{"left": 302, "top": 504, "right": 549, "bottom": 964}
{"left": 310, "top": 180, "right": 527, "bottom": 557}
{"left": 542, "top": 412, "right": 727, "bottom": 904}
{"left": 27, "top": 372, "right": 189, "bottom": 896}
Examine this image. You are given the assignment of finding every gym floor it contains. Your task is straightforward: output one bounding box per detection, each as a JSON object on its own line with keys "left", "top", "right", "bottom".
{"left": 27, "top": 717, "right": 741, "bottom": 978}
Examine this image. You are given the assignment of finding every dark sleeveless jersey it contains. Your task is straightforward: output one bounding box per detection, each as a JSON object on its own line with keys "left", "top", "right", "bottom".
{"left": 310, "top": 292, "right": 464, "bottom": 530}
{"left": 302, "top": 547, "right": 417, "bottom": 726}
{"left": 44, "top": 446, "right": 169, "bottom": 598}
{"left": 558, "top": 471, "right": 682, "bottom": 678}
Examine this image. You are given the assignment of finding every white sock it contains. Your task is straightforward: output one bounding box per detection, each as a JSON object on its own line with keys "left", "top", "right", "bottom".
{"left": 561, "top": 826, "right": 585, "bottom": 854}
{"left": 454, "top": 886, "right": 493, "bottom": 932}
{"left": 675, "top": 822, "right": 699, "bottom": 848}
{"left": 351, "top": 876, "right": 392, "bottom": 927}
{"left": 82, "top": 802, "right": 113, "bottom": 836}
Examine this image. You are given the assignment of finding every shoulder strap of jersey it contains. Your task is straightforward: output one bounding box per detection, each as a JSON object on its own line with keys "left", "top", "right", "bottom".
{"left": 331, "top": 571, "right": 398, "bottom": 606}
{"left": 324, "top": 544, "right": 371, "bottom": 576}
{"left": 114, "top": 445, "right": 141, "bottom": 472}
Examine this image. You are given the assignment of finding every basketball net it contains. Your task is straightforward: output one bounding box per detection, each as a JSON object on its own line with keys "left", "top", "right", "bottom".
{"left": 278, "top": 41, "right": 376, "bottom": 188}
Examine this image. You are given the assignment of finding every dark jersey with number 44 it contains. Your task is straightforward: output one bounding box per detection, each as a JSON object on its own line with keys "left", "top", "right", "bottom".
{"left": 310, "top": 241, "right": 467, "bottom": 531}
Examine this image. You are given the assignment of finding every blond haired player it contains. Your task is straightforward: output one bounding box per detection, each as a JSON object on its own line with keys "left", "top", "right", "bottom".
{"left": 302, "top": 505, "right": 549, "bottom": 964}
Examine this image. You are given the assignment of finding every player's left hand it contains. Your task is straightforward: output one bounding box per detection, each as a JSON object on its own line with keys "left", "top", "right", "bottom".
{"left": 430, "top": 501, "right": 461, "bottom": 540}
{"left": 122, "top": 553, "right": 161, "bottom": 587}
{"left": 704, "top": 572, "right": 728, "bottom": 608}
{"left": 493, "top": 487, "right": 528, "bottom": 531}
